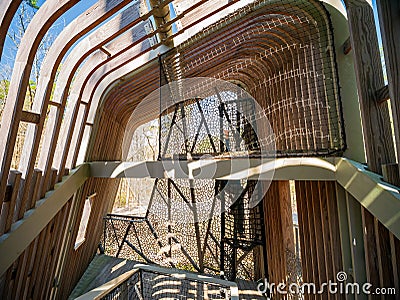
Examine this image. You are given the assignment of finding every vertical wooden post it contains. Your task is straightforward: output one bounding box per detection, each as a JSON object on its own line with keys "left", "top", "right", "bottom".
{"left": 381, "top": 164, "right": 400, "bottom": 296}
{"left": 345, "top": 193, "right": 367, "bottom": 298}
{"left": 343, "top": 0, "right": 396, "bottom": 174}
{"left": 335, "top": 184, "right": 353, "bottom": 300}
{"left": 376, "top": 0, "right": 400, "bottom": 180}
{"left": 344, "top": 1, "right": 397, "bottom": 292}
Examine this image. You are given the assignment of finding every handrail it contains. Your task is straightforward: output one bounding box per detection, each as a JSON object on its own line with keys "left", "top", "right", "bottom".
{"left": 75, "top": 269, "right": 139, "bottom": 300}
{"left": 91, "top": 157, "right": 400, "bottom": 238}
{"left": 0, "top": 164, "right": 90, "bottom": 277}
{"left": 75, "top": 263, "right": 239, "bottom": 300}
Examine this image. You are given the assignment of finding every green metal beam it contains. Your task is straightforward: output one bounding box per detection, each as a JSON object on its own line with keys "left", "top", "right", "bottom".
{"left": 336, "top": 158, "right": 400, "bottom": 240}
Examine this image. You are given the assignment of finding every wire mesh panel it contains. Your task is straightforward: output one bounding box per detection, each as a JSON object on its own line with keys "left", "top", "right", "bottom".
{"left": 161, "top": 0, "right": 344, "bottom": 157}
{"left": 100, "top": 272, "right": 141, "bottom": 300}
{"left": 159, "top": 96, "right": 260, "bottom": 159}
{"left": 105, "top": 0, "right": 345, "bottom": 288}
{"left": 102, "top": 181, "right": 263, "bottom": 281}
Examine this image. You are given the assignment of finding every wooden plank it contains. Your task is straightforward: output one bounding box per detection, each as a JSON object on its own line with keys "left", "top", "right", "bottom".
{"left": 295, "top": 181, "right": 311, "bottom": 300}
{"left": 310, "top": 182, "right": 327, "bottom": 297}
{"left": 382, "top": 163, "right": 400, "bottom": 297}
{"left": 343, "top": 0, "right": 396, "bottom": 174}
{"left": 374, "top": 219, "right": 395, "bottom": 295}
{"left": 0, "top": 1, "right": 22, "bottom": 57}
{"left": 304, "top": 182, "right": 318, "bottom": 299}
{"left": 0, "top": 0, "right": 79, "bottom": 220}
{"left": 20, "top": 111, "right": 40, "bottom": 124}
{"left": 28, "top": 169, "right": 42, "bottom": 210}
{"left": 346, "top": 193, "right": 367, "bottom": 288}
{"left": 318, "top": 182, "right": 334, "bottom": 299}
{"left": 361, "top": 208, "right": 380, "bottom": 291}
{"left": 335, "top": 184, "right": 353, "bottom": 297}
{"left": 382, "top": 163, "right": 400, "bottom": 186}
{"left": 0, "top": 185, "right": 13, "bottom": 235}
{"left": 376, "top": 0, "right": 400, "bottom": 182}
{"left": 4, "top": 171, "right": 21, "bottom": 234}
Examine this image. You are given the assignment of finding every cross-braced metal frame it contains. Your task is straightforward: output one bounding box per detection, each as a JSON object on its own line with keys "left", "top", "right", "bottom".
{"left": 103, "top": 75, "right": 267, "bottom": 280}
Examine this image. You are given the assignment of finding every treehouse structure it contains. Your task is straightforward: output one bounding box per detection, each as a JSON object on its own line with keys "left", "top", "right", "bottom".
{"left": 0, "top": 0, "right": 399, "bottom": 299}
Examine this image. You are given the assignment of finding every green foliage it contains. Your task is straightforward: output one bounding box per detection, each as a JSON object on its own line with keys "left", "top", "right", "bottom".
{"left": 25, "top": 0, "right": 40, "bottom": 9}
{"left": 175, "top": 262, "right": 197, "bottom": 273}
{"left": 0, "top": 80, "right": 10, "bottom": 105}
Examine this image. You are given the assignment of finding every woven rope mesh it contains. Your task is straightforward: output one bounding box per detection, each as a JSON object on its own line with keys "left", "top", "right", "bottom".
{"left": 100, "top": 269, "right": 232, "bottom": 299}
{"left": 105, "top": 0, "right": 343, "bottom": 283}
{"left": 161, "top": 0, "right": 344, "bottom": 157}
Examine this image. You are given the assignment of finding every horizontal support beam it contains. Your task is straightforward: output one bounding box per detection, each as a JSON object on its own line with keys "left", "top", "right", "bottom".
{"left": 0, "top": 164, "right": 90, "bottom": 276}
{"left": 89, "top": 157, "right": 337, "bottom": 181}
{"left": 21, "top": 110, "right": 40, "bottom": 124}
{"left": 91, "top": 157, "right": 400, "bottom": 239}
{"left": 336, "top": 158, "right": 400, "bottom": 240}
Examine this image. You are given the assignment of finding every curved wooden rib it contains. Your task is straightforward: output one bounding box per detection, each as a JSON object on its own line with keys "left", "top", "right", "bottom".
{"left": 19, "top": 0, "right": 137, "bottom": 204}
{"left": 0, "top": 0, "right": 23, "bottom": 57}
{"left": 32, "top": 3, "right": 146, "bottom": 194}
{"left": 0, "top": 0, "right": 79, "bottom": 209}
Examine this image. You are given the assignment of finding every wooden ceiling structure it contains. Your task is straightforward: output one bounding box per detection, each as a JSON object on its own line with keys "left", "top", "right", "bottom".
{"left": 0, "top": 0, "right": 400, "bottom": 299}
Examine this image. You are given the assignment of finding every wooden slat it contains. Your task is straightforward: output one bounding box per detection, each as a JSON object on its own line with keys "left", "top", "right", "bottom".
{"left": 382, "top": 163, "right": 400, "bottom": 297}
{"left": 343, "top": 0, "right": 396, "bottom": 174}
{"left": 374, "top": 219, "right": 395, "bottom": 295}
{"left": 20, "top": 111, "right": 40, "bottom": 124}
{"left": 310, "top": 182, "right": 327, "bottom": 297}
{"left": 317, "top": 182, "right": 333, "bottom": 299}
{"left": 361, "top": 208, "right": 380, "bottom": 290}
{"left": 295, "top": 181, "right": 312, "bottom": 300}
{"left": 325, "top": 182, "right": 345, "bottom": 300}
{"left": 0, "top": 185, "right": 13, "bottom": 234}
{"left": 0, "top": 164, "right": 89, "bottom": 277}
{"left": 28, "top": 169, "right": 42, "bottom": 210}
{"left": 346, "top": 193, "right": 367, "bottom": 286}
{"left": 4, "top": 171, "right": 21, "bottom": 234}
{"left": 376, "top": 0, "right": 400, "bottom": 183}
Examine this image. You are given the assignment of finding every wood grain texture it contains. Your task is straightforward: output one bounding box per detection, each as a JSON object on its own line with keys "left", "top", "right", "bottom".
{"left": 344, "top": 0, "right": 396, "bottom": 174}
{"left": 377, "top": 0, "right": 400, "bottom": 182}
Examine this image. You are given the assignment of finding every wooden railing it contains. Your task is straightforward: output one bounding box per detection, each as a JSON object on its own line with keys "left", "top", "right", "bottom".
{"left": 75, "top": 263, "right": 239, "bottom": 300}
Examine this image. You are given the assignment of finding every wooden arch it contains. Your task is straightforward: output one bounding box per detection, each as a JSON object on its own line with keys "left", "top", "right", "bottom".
{"left": 0, "top": 0, "right": 358, "bottom": 298}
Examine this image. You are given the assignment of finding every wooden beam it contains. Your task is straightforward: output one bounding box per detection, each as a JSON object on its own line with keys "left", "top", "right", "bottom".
{"left": 0, "top": 164, "right": 89, "bottom": 277}
{"left": 0, "top": 0, "right": 79, "bottom": 218}
{"left": 20, "top": 111, "right": 40, "bottom": 124}
{"left": 343, "top": 0, "right": 396, "bottom": 174}
{"left": 89, "top": 157, "right": 337, "bottom": 181}
{"left": 335, "top": 184, "right": 353, "bottom": 286}
{"left": 346, "top": 192, "right": 368, "bottom": 289}
{"left": 336, "top": 158, "right": 400, "bottom": 240}
{"left": 0, "top": 1, "right": 22, "bottom": 57}
{"left": 376, "top": 0, "right": 400, "bottom": 181}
